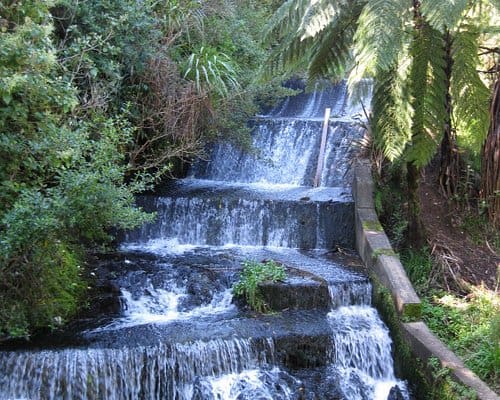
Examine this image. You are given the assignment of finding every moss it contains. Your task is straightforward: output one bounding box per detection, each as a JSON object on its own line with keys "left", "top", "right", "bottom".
{"left": 402, "top": 302, "right": 422, "bottom": 322}
{"left": 371, "top": 276, "right": 432, "bottom": 399}
{"left": 372, "top": 247, "right": 399, "bottom": 261}
{"left": 362, "top": 219, "right": 384, "bottom": 232}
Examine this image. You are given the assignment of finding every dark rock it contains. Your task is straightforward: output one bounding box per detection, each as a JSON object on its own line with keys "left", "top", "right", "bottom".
{"left": 274, "top": 334, "right": 331, "bottom": 369}
{"left": 387, "top": 385, "right": 405, "bottom": 400}
{"left": 258, "top": 279, "right": 330, "bottom": 311}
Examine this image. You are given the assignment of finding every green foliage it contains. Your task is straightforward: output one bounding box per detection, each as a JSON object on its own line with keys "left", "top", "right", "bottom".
{"left": 264, "top": 0, "right": 363, "bottom": 81}
{"left": 421, "top": 0, "right": 469, "bottom": 33}
{"left": 422, "top": 288, "right": 500, "bottom": 391}
{"left": 451, "top": 28, "right": 491, "bottom": 157}
{"left": 460, "top": 212, "right": 500, "bottom": 251}
{"left": 0, "top": 2, "right": 152, "bottom": 337}
{"left": 0, "top": 240, "right": 86, "bottom": 337}
{"left": 54, "top": 0, "right": 159, "bottom": 107}
{"left": 427, "top": 357, "right": 479, "bottom": 399}
{"left": 183, "top": 46, "right": 239, "bottom": 96}
{"left": 405, "top": 24, "right": 448, "bottom": 168}
{"left": 233, "top": 260, "right": 287, "bottom": 313}
{"left": 373, "top": 165, "right": 409, "bottom": 248}
{"left": 400, "top": 248, "right": 433, "bottom": 291}
{"left": 350, "top": 0, "right": 411, "bottom": 83}
{"left": 371, "top": 65, "right": 412, "bottom": 161}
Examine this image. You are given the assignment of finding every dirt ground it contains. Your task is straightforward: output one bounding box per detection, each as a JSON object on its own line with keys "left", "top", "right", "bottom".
{"left": 419, "top": 168, "right": 499, "bottom": 292}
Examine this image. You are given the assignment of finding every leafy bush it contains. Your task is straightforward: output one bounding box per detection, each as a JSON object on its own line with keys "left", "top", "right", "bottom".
{"left": 183, "top": 46, "right": 239, "bottom": 96}
{"left": 0, "top": 2, "right": 152, "bottom": 337}
{"left": 233, "top": 260, "right": 287, "bottom": 313}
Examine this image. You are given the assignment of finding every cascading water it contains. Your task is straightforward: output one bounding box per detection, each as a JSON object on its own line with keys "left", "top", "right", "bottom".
{"left": 0, "top": 80, "right": 410, "bottom": 400}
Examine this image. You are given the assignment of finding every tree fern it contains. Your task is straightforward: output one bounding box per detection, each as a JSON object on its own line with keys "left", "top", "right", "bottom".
{"left": 298, "top": 1, "right": 341, "bottom": 40}
{"left": 349, "top": 0, "right": 412, "bottom": 86}
{"left": 264, "top": 0, "right": 317, "bottom": 42}
{"left": 405, "top": 24, "right": 448, "bottom": 167}
{"left": 421, "top": 0, "right": 469, "bottom": 32}
{"left": 371, "top": 59, "right": 412, "bottom": 161}
{"left": 451, "top": 27, "right": 490, "bottom": 152}
{"left": 263, "top": 0, "right": 362, "bottom": 79}
{"left": 308, "top": 2, "right": 365, "bottom": 80}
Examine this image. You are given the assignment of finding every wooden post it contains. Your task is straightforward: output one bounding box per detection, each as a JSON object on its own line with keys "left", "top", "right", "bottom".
{"left": 313, "top": 108, "right": 331, "bottom": 187}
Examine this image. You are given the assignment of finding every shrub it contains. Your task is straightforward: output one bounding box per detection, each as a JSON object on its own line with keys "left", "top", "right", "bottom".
{"left": 233, "top": 260, "right": 286, "bottom": 313}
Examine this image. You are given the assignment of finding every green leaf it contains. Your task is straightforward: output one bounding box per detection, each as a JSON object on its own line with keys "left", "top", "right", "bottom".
{"left": 2, "top": 93, "right": 12, "bottom": 105}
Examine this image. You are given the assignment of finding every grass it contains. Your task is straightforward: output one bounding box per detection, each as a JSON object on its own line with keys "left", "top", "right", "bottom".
{"left": 460, "top": 212, "right": 500, "bottom": 253}
{"left": 400, "top": 248, "right": 500, "bottom": 392}
{"left": 422, "top": 287, "right": 500, "bottom": 391}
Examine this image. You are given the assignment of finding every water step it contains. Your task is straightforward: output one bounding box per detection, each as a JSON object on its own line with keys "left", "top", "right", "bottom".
{"left": 126, "top": 180, "right": 355, "bottom": 250}
{"left": 257, "top": 275, "right": 371, "bottom": 312}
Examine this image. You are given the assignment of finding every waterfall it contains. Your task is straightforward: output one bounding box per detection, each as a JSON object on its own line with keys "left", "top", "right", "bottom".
{"left": 0, "top": 81, "right": 410, "bottom": 400}
{"left": 191, "top": 120, "right": 363, "bottom": 187}
{"left": 326, "top": 288, "right": 409, "bottom": 400}
{"left": 0, "top": 338, "right": 281, "bottom": 400}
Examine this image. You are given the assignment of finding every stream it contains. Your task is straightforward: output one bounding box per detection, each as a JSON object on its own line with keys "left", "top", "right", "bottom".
{"left": 0, "top": 81, "right": 411, "bottom": 400}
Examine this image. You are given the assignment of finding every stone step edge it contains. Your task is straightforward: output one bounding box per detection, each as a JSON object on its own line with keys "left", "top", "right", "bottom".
{"left": 353, "top": 159, "right": 499, "bottom": 400}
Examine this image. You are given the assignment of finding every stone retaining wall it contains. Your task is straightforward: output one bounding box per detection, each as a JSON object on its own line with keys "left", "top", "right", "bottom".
{"left": 353, "top": 159, "right": 499, "bottom": 400}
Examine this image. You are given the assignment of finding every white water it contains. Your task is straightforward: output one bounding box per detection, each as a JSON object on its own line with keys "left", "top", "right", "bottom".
{"left": 191, "top": 120, "right": 364, "bottom": 187}
{"left": 327, "top": 303, "right": 409, "bottom": 399}
{"left": 194, "top": 368, "right": 297, "bottom": 400}
{"left": 0, "top": 338, "right": 277, "bottom": 400}
{"left": 92, "top": 286, "right": 235, "bottom": 332}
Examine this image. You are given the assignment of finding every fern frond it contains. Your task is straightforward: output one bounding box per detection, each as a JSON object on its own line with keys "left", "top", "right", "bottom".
{"left": 451, "top": 27, "right": 490, "bottom": 151}
{"left": 371, "top": 59, "right": 412, "bottom": 161}
{"left": 349, "top": 0, "right": 412, "bottom": 85}
{"left": 308, "top": 2, "right": 365, "bottom": 80}
{"left": 263, "top": 0, "right": 316, "bottom": 43}
{"left": 405, "top": 24, "right": 448, "bottom": 167}
{"left": 421, "top": 0, "right": 469, "bottom": 32}
{"left": 263, "top": 32, "right": 316, "bottom": 79}
{"left": 263, "top": 0, "right": 362, "bottom": 80}
{"left": 298, "top": 0, "right": 346, "bottom": 40}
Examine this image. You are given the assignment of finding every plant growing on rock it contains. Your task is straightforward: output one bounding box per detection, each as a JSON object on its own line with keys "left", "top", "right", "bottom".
{"left": 233, "top": 260, "right": 286, "bottom": 313}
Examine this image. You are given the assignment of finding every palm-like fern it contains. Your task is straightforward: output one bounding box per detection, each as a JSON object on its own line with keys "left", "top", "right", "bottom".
{"left": 451, "top": 28, "right": 491, "bottom": 152}
{"left": 406, "top": 23, "right": 448, "bottom": 167}
{"left": 371, "top": 58, "right": 412, "bottom": 161}
{"left": 264, "top": 0, "right": 364, "bottom": 80}
{"left": 349, "top": 0, "right": 412, "bottom": 85}
{"left": 420, "top": 0, "right": 469, "bottom": 33}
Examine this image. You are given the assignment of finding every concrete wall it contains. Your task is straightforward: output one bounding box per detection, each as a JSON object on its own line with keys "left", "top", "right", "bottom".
{"left": 353, "top": 159, "right": 499, "bottom": 400}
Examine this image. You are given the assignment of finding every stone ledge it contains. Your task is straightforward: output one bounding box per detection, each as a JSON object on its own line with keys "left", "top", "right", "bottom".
{"left": 352, "top": 159, "right": 375, "bottom": 210}
{"left": 353, "top": 159, "right": 499, "bottom": 400}
{"left": 353, "top": 180, "right": 420, "bottom": 319}
{"left": 402, "top": 322, "right": 499, "bottom": 400}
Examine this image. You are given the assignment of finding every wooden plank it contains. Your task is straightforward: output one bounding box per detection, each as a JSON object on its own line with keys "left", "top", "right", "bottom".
{"left": 313, "top": 108, "right": 331, "bottom": 187}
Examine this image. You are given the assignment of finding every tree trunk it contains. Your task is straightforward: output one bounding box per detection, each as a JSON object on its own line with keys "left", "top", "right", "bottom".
{"left": 406, "top": 161, "right": 426, "bottom": 248}
{"left": 405, "top": 0, "right": 426, "bottom": 248}
{"left": 439, "top": 31, "right": 460, "bottom": 198}
{"left": 480, "top": 78, "right": 500, "bottom": 227}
